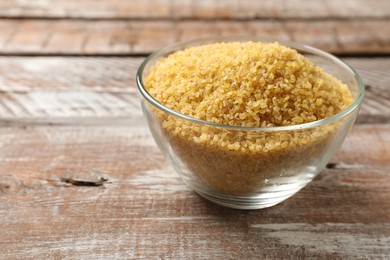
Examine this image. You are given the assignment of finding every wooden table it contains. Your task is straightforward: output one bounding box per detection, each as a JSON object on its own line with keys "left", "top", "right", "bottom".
{"left": 1, "top": 1, "right": 389, "bottom": 259}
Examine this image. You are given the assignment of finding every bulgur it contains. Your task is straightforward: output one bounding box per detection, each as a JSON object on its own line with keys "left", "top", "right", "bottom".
{"left": 146, "top": 42, "right": 352, "bottom": 128}
{"left": 144, "top": 41, "right": 353, "bottom": 195}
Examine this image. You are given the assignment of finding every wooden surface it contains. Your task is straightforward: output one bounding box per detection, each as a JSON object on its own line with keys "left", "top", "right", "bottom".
{"left": 0, "top": 1, "right": 390, "bottom": 259}
{"left": 0, "top": 20, "right": 389, "bottom": 55}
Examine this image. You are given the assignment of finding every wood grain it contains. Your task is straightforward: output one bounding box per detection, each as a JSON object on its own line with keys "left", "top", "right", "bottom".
{"left": 0, "top": 0, "right": 388, "bottom": 19}
{"left": 0, "top": 124, "right": 389, "bottom": 259}
{"left": 0, "top": 57, "right": 388, "bottom": 125}
{"left": 0, "top": 1, "right": 388, "bottom": 258}
{"left": 0, "top": 20, "right": 388, "bottom": 55}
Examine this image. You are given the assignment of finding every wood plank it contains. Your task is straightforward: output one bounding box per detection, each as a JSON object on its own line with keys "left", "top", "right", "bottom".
{"left": 0, "top": 57, "right": 388, "bottom": 125}
{"left": 0, "top": 0, "right": 388, "bottom": 19}
{"left": 0, "top": 20, "right": 388, "bottom": 55}
{"left": 0, "top": 57, "right": 143, "bottom": 125}
{"left": 342, "top": 57, "right": 390, "bottom": 124}
{"left": 0, "top": 124, "right": 389, "bottom": 258}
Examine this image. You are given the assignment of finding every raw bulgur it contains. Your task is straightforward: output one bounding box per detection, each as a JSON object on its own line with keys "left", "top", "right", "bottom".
{"left": 146, "top": 42, "right": 352, "bottom": 128}
{"left": 144, "top": 41, "right": 353, "bottom": 195}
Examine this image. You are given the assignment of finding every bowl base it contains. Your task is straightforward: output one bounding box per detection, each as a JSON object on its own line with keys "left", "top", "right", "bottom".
{"left": 193, "top": 186, "right": 304, "bottom": 210}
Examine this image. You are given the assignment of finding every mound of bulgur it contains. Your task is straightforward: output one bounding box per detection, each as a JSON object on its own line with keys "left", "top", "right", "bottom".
{"left": 144, "top": 41, "right": 353, "bottom": 195}
{"left": 146, "top": 41, "right": 352, "bottom": 128}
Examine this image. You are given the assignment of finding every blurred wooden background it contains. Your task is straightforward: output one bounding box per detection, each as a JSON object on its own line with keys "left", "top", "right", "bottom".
{"left": 0, "top": 1, "right": 389, "bottom": 259}
{"left": 0, "top": 0, "right": 389, "bottom": 55}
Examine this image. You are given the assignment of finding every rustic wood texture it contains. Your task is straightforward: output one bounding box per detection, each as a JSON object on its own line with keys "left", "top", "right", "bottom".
{"left": 0, "top": 124, "right": 389, "bottom": 259}
{"left": 0, "top": 19, "right": 388, "bottom": 55}
{"left": 1, "top": 0, "right": 390, "bottom": 259}
{"left": 0, "top": 56, "right": 389, "bottom": 258}
{"left": 0, "top": 57, "right": 388, "bottom": 125}
{"left": 0, "top": 0, "right": 388, "bottom": 19}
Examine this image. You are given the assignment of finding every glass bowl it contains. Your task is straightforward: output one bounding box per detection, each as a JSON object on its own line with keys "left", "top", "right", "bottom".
{"left": 136, "top": 36, "right": 364, "bottom": 210}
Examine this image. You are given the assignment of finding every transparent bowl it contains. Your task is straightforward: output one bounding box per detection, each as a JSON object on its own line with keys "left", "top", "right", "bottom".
{"left": 136, "top": 36, "right": 364, "bottom": 210}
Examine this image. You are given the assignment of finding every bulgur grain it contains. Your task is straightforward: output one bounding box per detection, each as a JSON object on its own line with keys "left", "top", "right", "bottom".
{"left": 146, "top": 42, "right": 352, "bottom": 128}
{"left": 144, "top": 41, "right": 353, "bottom": 195}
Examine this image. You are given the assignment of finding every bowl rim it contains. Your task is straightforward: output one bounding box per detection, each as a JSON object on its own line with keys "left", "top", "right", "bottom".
{"left": 136, "top": 36, "right": 364, "bottom": 131}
